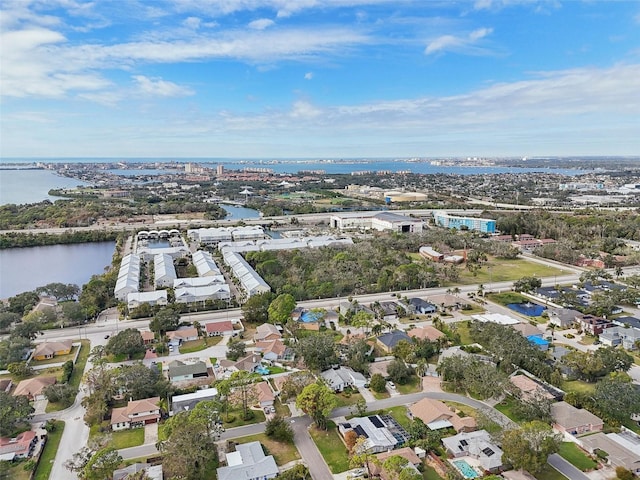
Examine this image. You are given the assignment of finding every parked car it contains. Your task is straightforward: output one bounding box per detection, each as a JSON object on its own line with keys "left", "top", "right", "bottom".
{"left": 351, "top": 469, "right": 365, "bottom": 477}
{"left": 269, "top": 406, "right": 276, "bottom": 413}
{"left": 387, "top": 381, "right": 396, "bottom": 390}
{"left": 104, "top": 335, "right": 110, "bottom": 339}
{"left": 264, "top": 407, "right": 271, "bottom": 415}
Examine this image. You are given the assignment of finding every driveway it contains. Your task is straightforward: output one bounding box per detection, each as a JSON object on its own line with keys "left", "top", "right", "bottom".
{"left": 33, "top": 398, "right": 48, "bottom": 415}
{"left": 144, "top": 423, "right": 158, "bottom": 444}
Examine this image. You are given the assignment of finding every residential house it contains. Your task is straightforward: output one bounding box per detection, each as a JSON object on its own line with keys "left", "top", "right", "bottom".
{"left": 551, "top": 401, "right": 603, "bottom": 435}
{"left": 114, "top": 463, "right": 163, "bottom": 480}
{"left": 254, "top": 381, "right": 275, "bottom": 408}
{"left": 377, "top": 330, "right": 413, "bottom": 353}
{"left": 338, "top": 415, "right": 406, "bottom": 453}
{"left": 378, "top": 301, "right": 399, "bottom": 322}
{"left": 368, "top": 359, "right": 396, "bottom": 378}
{"left": 205, "top": 320, "right": 234, "bottom": 337}
{"left": 171, "top": 387, "right": 218, "bottom": 415}
{"left": 254, "top": 323, "right": 282, "bottom": 342}
{"left": 111, "top": 397, "right": 161, "bottom": 431}
{"left": 216, "top": 441, "right": 279, "bottom": 480}
{"left": 509, "top": 375, "right": 555, "bottom": 401}
{"left": 511, "top": 323, "right": 542, "bottom": 338}
{"left": 254, "top": 339, "right": 292, "bottom": 362}
{"left": 404, "top": 298, "right": 437, "bottom": 315}
{"left": 13, "top": 377, "right": 56, "bottom": 401}
{"left": 339, "top": 300, "right": 375, "bottom": 317}
{"left": 369, "top": 448, "right": 422, "bottom": 480}
{"left": 140, "top": 331, "right": 155, "bottom": 345}
{"left": 0, "top": 379, "right": 12, "bottom": 393}
{"left": 407, "top": 326, "right": 444, "bottom": 343}
{"left": 32, "top": 340, "right": 73, "bottom": 361}
{"left": 127, "top": 290, "right": 168, "bottom": 309}
{"left": 166, "top": 327, "right": 199, "bottom": 344}
{"left": 580, "top": 432, "right": 640, "bottom": 474}
{"left": 409, "top": 398, "right": 476, "bottom": 433}
{"left": 320, "top": 366, "right": 367, "bottom": 392}
{"left": 218, "top": 354, "right": 262, "bottom": 377}
{"left": 614, "top": 316, "right": 640, "bottom": 330}
{"left": 0, "top": 431, "right": 37, "bottom": 460}
{"left": 441, "top": 430, "right": 504, "bottom": 472}
{"left": 168, "top": 360, "right": 209, "bottom": 382}
{"left": 576, "top": 314, "right": 614, "bottom": 335}
{"left": 600, "top": 326, "right": 640, "bottom": 350}
{"left": 548, "top": 308, "right": 581, "bottom": 328}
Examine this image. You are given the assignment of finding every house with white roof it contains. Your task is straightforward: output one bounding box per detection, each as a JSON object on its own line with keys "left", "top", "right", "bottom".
{"left": 127, "top": 290, "right": 168, "bottom": 309}
{"left": 216, "top": 441, "right": 278, "bottom": 480}
{"left": 191, "top": 250, "right": 222, "bottom": 277}
{"left": 154, "top": 253, "right": 176, "bottom": 288}
{"left": 441, "top": 430, "right": 503, "bottom": 472}
{"left": 174, "top": 285, "right": 231, "bottom": 303}
{"left": 114, "top": 254, "right": 140, "bottom": 301}
{"left": 320, "top": 366, "right": 367, "bottom": 392}
{"left": 338, "top": 415, "right": 406, "bottom": 453}
{"left": 171, "top": 387, "right": 218, "bottom": 414}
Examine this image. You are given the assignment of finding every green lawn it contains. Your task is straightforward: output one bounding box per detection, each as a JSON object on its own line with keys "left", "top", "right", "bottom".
{"left": 534, "top": 464, "right": 569, "bottom": 480}
{"left": 309, "top": 421, "right": 350, "bottom": 473}
{"left": 179, "top": 339, "right": 209, "bottom": 353}
{"left": 232, "top": 433, "right": 300, "bottom": 465}
{"left": 396, "top": 375, "right": 421, "bottom": 395}
{"left": 558, "top": 442, "right": 597, "bottom": 471}
{"left": 386, "top": 406, "right": 412, "bottom": 430}
{"left": 456, "top": 258, "right": 565, "bottom": 285}
{"left": 110, "top": 428, "right": 145, "bottom": 449}
{"left": 334, "top": 389, "right": 364, "bottom": 408}
{"left": 451, "top": 321, "right": 473, "bottom": 345}
{"left": 561, "top": 379, "right": 596, "bottom": 395}
{"left": 33, "top": 420, "right": 65, "bottom": 480}
{"left": 371, "top": 389, "right": 390, "bottom": 400}
{"left": 267, "top": 366, "right": 287, "bottom": 374}
{"left": 494, "top": 397, "right": 528, "bottom": 423}
{"left": 223, "top": 408, "right": 266, "bottom": 428}
{"left": 487, "top": 291, "right": 530, "bottom": 306}
{"left": 423, "top": 464, "right": 444, "bottom": 480}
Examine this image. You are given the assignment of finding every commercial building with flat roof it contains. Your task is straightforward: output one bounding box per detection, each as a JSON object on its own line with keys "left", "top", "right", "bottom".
{"left": 433, "top": 211, "right": 496, "bottom": 233}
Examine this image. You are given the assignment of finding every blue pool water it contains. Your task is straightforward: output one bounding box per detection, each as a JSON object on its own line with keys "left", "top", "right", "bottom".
{"left": 507, "top": 302, "right": 545, "bottom": 317}
{"left": 453, "top": 460, "right": 479, "bottom": 479}
{"left": 255, "top": 366, "right": 270, "bottom": 375}
{"left": 300, "top": 310, "right": 323, "bottom": 323}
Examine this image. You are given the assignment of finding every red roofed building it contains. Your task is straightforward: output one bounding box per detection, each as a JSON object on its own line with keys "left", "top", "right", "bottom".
{"left": 0, "top": 430, "right": 37, "bottom": 459}
{"left": 205, "top": 320, "right": 234, "bottom": 337}
{"left": 111, "top": 397, "right": 161, "bottom": 431}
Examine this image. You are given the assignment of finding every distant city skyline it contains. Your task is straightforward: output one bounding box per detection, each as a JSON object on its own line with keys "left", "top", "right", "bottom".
{"left": 1, "top": 0, "right": 639, "bottom": 158}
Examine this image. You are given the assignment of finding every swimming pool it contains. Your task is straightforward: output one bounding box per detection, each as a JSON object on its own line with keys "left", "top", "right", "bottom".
{"left": 255, "top": 366, "right": 270, "bottom": 375}
{"left": 507, "top": 302, "right": 545, "bottom": 317}
{"left": 300, "top": 310, "right": 323, "bottom": 323}
{"left": 452, "top": 459, "right": 479, "bottom": 479}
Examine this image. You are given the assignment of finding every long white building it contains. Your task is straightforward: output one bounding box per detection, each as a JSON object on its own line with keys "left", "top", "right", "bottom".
{"left": 175, "top": 285, "right": 231, "bottom": 303}
{"left": 330, "top": 211, "right": 423, "bottom": 233}
{"left": 154, "top": 253, "right": 177, "bottom": 288}
{"left": 222, "top": 250, "right": 271, "bottom": 298}
{"left": 192, "top": 250, "right": 221, "bottom": 277}
{"left": 188, "top": 226, "right": 266, "bottom": 245}
{"left": 114, "top": 254, "right": 141, "bottom": 301}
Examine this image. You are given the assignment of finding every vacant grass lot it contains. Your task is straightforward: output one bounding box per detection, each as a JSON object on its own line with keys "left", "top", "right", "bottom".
{"left": 309, "top": 421, "right": 350, "bottom": 473}
{"left": 561, "top": 379, "right": 596, "bottom": 395}
{"left": 111, "top": 428, "right": 145, "bottom": 449}
{"left": 456, "top": 258, "right": 565, "bottom": 285}
{"left": 33, "top": 420, "right": 65, "bottom": 480}
{"left": 450, "top": 321, "right": 473, "bottom": 345}
{"left": 232, "top": 433, "right": 300, "bottom": 465}
{"left": 334, "top": 389, "right": 364, "bottom": 408}
{"left": 179, "top": 339, "right": 209, "bottom": 353}
{"left": 222, "top": 408, "right": 266, "bottom": 428}
{"left": 558, "top": 442, "right": 597, "bottom": 471}
{"left": 396, "top": 375, "right": 421, "bottom": 395}
{"left": 423, "top": 464, "right": 444, "bottom": 480}
{"left": 494, "top": 397, "right": 528, "bottom": 424}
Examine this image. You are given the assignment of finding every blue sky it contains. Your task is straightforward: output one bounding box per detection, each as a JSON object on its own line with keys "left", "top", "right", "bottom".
{"left": 1, "top": 0, "right": 639, "bottom": 158}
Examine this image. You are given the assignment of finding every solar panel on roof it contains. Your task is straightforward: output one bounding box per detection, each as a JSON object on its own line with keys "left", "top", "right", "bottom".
{"left": 354, "top": 426, "right": 368, "bottom": 438}
{"left": 482, "top": 447, "right": 495, "bottom": 456}
{"left": 460, "top": 439, "right": 468, "bottom": 446}
{"left": 368, "top": 416, "right": 384, "bottom": 428}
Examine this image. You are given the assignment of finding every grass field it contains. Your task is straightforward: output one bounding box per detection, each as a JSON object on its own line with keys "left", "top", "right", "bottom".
{"left": 494, "top": 397, "right": 528, "bottom": 423}
{"left": 396, "top": 375, "right": 421, "bottom": 395}
{"left": 371, "top": 389, "right": 390, "bottom": 400}
{"left": 455, "top": 258, "right": 565, "bottom": 285}
{"left": 451, "top": 321, "right": 473, "bottom": 345}
{"left": 561, "top": 379, "right": 596, "bottom": 395}
{"left": 534, "top": 464, "right": 569, "bottom": 480}
{"left": 110, "top": 428, "right": 145, "bottom": 449}
{"left": 487, "top": 291, "right": 530, "bottom": 306}
{"left": 558, "top": 442, "right": 597, "bottom": 471}
{"left": 309, "top": 421, "right": 350, "bottom": 473}
{"left": 179, "top": 339, "right": 209, "bottom": 353}
{"left": 334, "top": 389, "right": 364, "bottom": 408}
{"left": 232, "top": 433, "right": 300, "bottom": 465}
{"left": 223, "top": 408, "right": 266, "bottom": 428}
{"left": 423, "top": 464, "right": 444, "bottom": 480}
{"left": 33, "top": 420, "right": 65, "bottom": 480}
{"left": 46, "top": 339, "right": 90, "bottom": 413}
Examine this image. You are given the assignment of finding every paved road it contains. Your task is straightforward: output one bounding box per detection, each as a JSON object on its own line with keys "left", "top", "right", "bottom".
{"left": 291, "top": 416, "right": 334, "bottom": 480}
{"left": 548, "top": 453, "right": 590, "bottom": 480}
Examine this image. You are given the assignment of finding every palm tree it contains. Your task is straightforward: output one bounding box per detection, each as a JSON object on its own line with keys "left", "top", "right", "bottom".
{"left": 371, "top": 323, "right": 383, "bottom": 337}
{"left": 477, "top": 284, "right": 485, "bottom": 297}
{"left": 615, "top": 265, "right": 623, "bottom": 278}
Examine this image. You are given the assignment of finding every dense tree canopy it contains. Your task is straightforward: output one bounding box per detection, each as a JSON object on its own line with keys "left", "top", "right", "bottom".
{"left": 105, "top": 329, "right": 145, "bottom": 360}
{"left": 0, "top": 391, "right": 34, "bottom": 436}
{"left": 268, "top": 293, "right": 296, "bottom": 324}
{"left": 296, "top": 381, "right": 337, "bottom": 430}
{"left": 295, "top": 333, "right": 339, "bottom": 371}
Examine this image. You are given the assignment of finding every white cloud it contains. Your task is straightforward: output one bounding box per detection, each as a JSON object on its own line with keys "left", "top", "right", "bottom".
{"left": 425, "top": 27, "right": 493, "bottom": 55}
{"left": 132, "top": 75, "right": 194, "bottom": 97}
{"left": 304, "top": 72, "right": 313, "bottom": 80}
{"left": 248, "top": 18, "right": 275, "bottom": 30}
{"left": 183, "top": 16, "right": 202, "bottom": 29}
